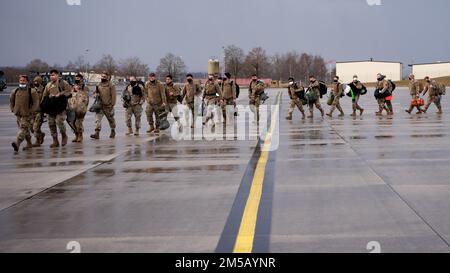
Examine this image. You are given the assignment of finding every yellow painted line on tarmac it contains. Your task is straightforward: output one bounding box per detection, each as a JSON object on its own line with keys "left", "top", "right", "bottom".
{"left": 233, "top": 91, "right": 281, "bottom": 253}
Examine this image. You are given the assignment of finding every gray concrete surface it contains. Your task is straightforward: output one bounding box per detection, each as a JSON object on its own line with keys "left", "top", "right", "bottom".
{"left": 0, "top": 86, "right": 449, "bottom": 253}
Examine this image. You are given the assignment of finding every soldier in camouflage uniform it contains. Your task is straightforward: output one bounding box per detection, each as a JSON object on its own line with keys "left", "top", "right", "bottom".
{"left": 406, "top": 74, "right": 424, "bottom": 114}
{"left": 285, "top": 77, "right": 305, "bottom": 120}
{"left": 10, "top": 75, "right": 39, "bottom": 152}
{"left": 306, "top": 76, "right": 324, "bottom": 119}
{"left": 68, "top": 74, "right": 89, "bottom": 142}
{"left": 145, "top": 73, "right": 167, "bottom": 134}
{"left": 122, "top": 76, "right": 145, "bottom": 136}
{"left": 221, "top": 73, "right": 237, "bottom": 123}
{"left": 422, "top": 76, "right": 443, "bottom": 114}
{"left": 43, "top": 69, "right": 72, "bottom": 147}
{"left": 375, "top": 73, "right": 393, "bottom": 116}
{"left": 181, "top": 74, "right": 203, "bottom": 128}
{"left": 327, "top": 76, "right": 345, "bottom": 117}
{"left": 30, "top": 76, "right": 46, "bottom": 146}
{"left": 164, "top": 74, "right": 182, "bottom": 128}
{"left": 203, "top": 74, "right": 222, "bottom": 126}
{"left": 248, "top": 74, "right": 265, "bottom": 123}
{"left": 90, "top": 72, "right": 117, "bottom": 139}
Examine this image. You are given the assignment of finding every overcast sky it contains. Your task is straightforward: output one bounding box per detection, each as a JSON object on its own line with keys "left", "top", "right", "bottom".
{"left": 1, "top": 0, "right": 449, "bottom": 72}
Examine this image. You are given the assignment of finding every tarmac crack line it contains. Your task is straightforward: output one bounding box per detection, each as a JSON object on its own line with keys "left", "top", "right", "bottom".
{"left": 326, "top": 120, "right": 450, "bottom": 249}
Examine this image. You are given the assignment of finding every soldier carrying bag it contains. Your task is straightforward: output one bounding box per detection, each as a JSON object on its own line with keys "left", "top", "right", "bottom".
{"left": 89, "top": 86, "right": 103, "bottom": 113}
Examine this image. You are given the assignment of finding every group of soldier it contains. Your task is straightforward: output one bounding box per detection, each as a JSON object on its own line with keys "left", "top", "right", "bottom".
{"left": 9, "top": 68, "right": 446, "bottom": 152}
{"left": 285, "top": 73, "right": 445, "bottom": 120}
{"left": 9, "top": 70, "right": 247, "bottom": 152}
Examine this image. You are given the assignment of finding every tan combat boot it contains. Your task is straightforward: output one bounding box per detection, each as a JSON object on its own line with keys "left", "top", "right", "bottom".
{"left": 61, "top": 133, "right": 68, "bottom": 146}
{"left": 50, "top": 135, "right": 60, "bottom": 148}
{"left": 23, "top": 136, "right": 33, "bottom": 151}
{"left": 90, "top": 131, "right": 100, "bottom": 140}
{"left": 126, "top": 127, "right": 133, "bottom": 136}
{"left": 72, "top": 134, "right": 79, "bottom": 142}
{"left": 134, "top": 128, "right": 140, "bottom": 136}
{"left": 11, "top": 139, "right": 23, "bottom": 152}
{"left": 109, "top": 129, "right": 116, "bottom": 139}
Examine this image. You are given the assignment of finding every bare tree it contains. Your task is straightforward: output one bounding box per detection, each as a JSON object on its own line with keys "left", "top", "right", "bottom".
{"left": 65, "top": 55, "right": 90, "bottom": 73}
{"left": 119, "top": 57, "right": 149, "bottom": 78}
{"left": 243, "top": 47, "right": 271, "bottom": 78}
{"left": 94, "top": 54, "right": 118, "bottom": 76}
{"left": 224, "top": 45, "right": 245, "bottom": 79}
{"left": 271, "top": 53, "right": 286, "bottom": 81}
{"left": 26, "top": 59, "right": 50, "bottom": 73}
{"left": 155, "top": 53, "right": 187, "bottom": 82}
{"left": 310, "top": 55, "right": 327, "bottom": 81}
{"left": 298, "top": 53, "right": 313, "bottom": 83}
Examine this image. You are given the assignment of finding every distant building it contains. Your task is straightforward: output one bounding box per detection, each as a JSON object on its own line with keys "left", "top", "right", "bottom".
{"left": 336, "top": 59, "right": 403, "bottom": 83}
{"left": 409, "top": 61, "right": 450, "bottom": 79}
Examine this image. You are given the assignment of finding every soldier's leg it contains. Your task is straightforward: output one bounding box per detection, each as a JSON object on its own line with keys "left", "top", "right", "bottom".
{"left": 74, "top": 113, "right": 85, "bottom": 142}
{"left": 125, "top": 107, "right": 133, "bottom": 131}
{"left": 32, "top": 112, "right": 44, "bottom": 146}
{"left": 12, "top": 116, "right": 27, "bottom": 151}
{"left": 56, "top": 112, "right": 68, "bottom": 146}
{"left": 386, "top": 100, "right": 393, "bottom": 115}
{"left": 47, "top": 114, "right": 61, "bottom": 147}
{"left": 154, "top": 105, "right": 164, "bottom": 130}
{"left": 89, "top": 111, "right": 103, "bottom": 139}
{"left": 328, "top": 97, "right": 336, "bottom": 116}
{"left": 315, "top": 100, "right": 324, "bottom": 117}
{"left": 335, "top": 97, "right": 344, "bottom": 116}
{"left": 135, "top": 105, "right": 143, "bottom": 132}
{"left": 295, "top": 99, "right": 306, "bottom": 119}
{"left": 102, "top": 106, "right": 116, "bottom": 138}
{"left": 146, "top": 104, "right": 155, "bottom": 132}
{"left": 435, "top": 96, "right": 443, "bottom": 113}
{"left": 307, "top": 102, "right": 314, "bottom": 118}
{"left": 286, "top": 99, "right": 295, "bottom": 120}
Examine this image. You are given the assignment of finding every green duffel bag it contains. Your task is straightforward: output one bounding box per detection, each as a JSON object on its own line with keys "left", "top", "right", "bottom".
{"left": 306, "top": 90, "right": 319, "bottom": 103}
{"left": 327, "top": 94, "right": 335, "bottom": 106}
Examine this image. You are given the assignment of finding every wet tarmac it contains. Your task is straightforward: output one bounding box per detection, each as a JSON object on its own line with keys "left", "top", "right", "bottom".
{"left": 0, "top": 87, "right": 450, "bottom": 253}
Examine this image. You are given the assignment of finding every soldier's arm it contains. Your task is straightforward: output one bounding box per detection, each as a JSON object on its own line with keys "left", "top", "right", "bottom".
{"left": 422, "top": 84, "right": 429, "bottom": 96}
{"left": 160, "top": 84, "right": 167, "bottom": 105}
{"left": 62, "top": 81, "right": 72, "bottom": 97}
{"left": 111, "top": 85, "right": 117, "bottom": 106}
{"left": 31, "top": 90, "right": 40, "bottom": 113}
{"left": 42, "top": 84, "right": 49, "bottom": 100}
{"left": 9, "top": 89, "right": 16, "bottom": 112}
{"left": 232, "top": 83, "right": 236, "bottom": 100}
{"left": 216, "top": 84, "right": 222, "bottom": 100}
{"left": 381, "top": 81, "right": 389, "bottom": 93}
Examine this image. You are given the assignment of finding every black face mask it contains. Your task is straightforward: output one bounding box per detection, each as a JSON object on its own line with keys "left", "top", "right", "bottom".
{"left": 101, "top": 78, "right": 108, "bottom": 83}
{"left": 130, "top": 81, "right": 137, "bottom": 86}
{"left": 187, "top": 79, "right": 193, "bottom": 83}
{"left": 377, "top": 78, "right": 382, "bottom": 81}
{"left": 333, "top": 79, "right": 338, "bottom": 83}
{"left": 150, "top": 80, "right": 156, "bottom": 83}
{"left": 34, "top": 83, "right": 40, "bottom": 87}
{"left": 310, "top": 80, "right": 315, "bottom": 83}
{"left": 75, "top": 79, "right": 81, "bottom": 85}
{"left": 208, "top": 78, "right": 214, "bottom": 81}
{"left": 252, "top": 79, "right": 257, "bottom": 82}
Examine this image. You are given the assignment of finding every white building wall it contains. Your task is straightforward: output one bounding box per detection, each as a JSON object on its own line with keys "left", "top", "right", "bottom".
{"left": 336, "top": 61, "right": 402, "bottom": 83}
{"left": 412, "top": 63, "right": 450, "bottom": 79}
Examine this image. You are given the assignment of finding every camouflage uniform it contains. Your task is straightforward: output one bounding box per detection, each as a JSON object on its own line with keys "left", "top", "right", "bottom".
{"left": 165, "top": 82, "right": 181, "bottom": 121}
{"left": 68, "top": 84, "right": 89, "bottom": 141}
{"left": 407, "top": 79, "right": 424, "bottom": 113}
{"left": 10, "top": 87, "right": 39, "bottom": 151}
{"left": 327, "top": 82, "right": 345, "bottom": 116}
{"left": 203, "top": 80, "right": 222, "bottom": 124}
{"left": 349, "top": 81, "right": 365, "bottom": 116}
{"left": 221, "top": 81, "right": 236, "bottom": 121}
{"left": 181, "top": 81, "right": 202, "bottom": 127}
{"left": 286, "top": 83, "right": 305, "bottom": 120}
{"left": 43, "top": 79, "right": 72, "bottom": 143}
{"left": 249, "top": 80, "right": 265, "bottom": 122}
{"left": 375, "top": 78, "right": 392, "bottom": 115}
{"left": 30, "top": 76, "right": 45, "bottom": 146}
{"left": 423, "top": 80, "right": 442, "bottom": 113}
{"left": 123, "top": 83, "right": 145, "bottom": 131}
{"left": 145, "top": 80, "right": 166, "bottom": 131}
{"left": 307, "top": 81, "right": 324, "bottom": 118}
{"left": 93, "top": 81, "right": 117, "bottom": 136}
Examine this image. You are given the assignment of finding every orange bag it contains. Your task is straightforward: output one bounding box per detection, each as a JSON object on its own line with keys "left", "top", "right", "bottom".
{"left": 412, "top": 98, "right": 424, "bottom": 106}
